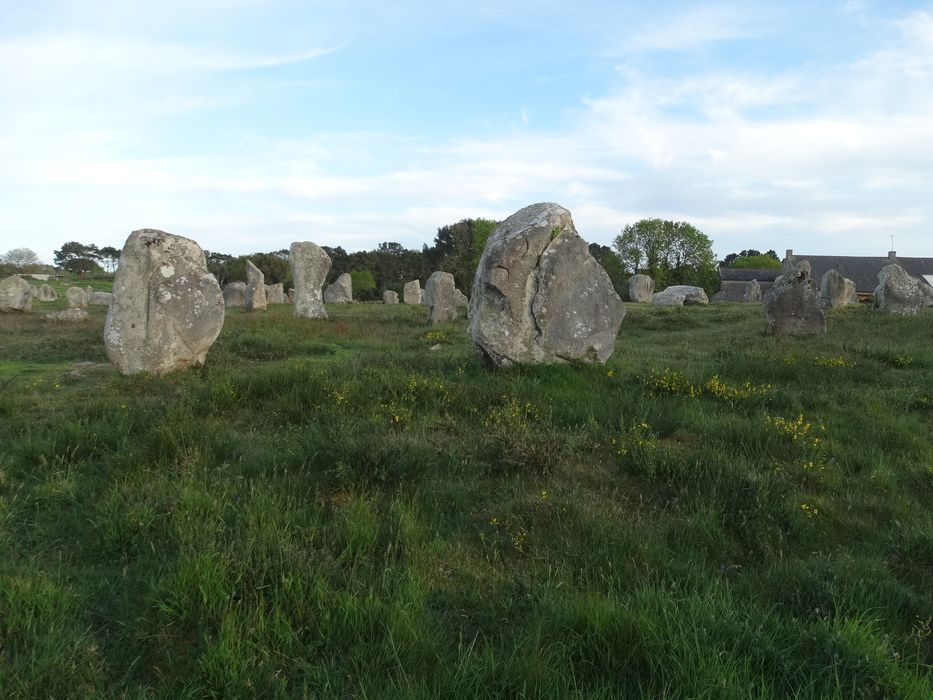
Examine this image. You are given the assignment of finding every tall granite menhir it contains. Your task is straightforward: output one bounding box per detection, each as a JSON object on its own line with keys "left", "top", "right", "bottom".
{"left": 104, "top": 229, "right": 225, "bottom": 375}
{"left": 468, "top": 202, "right": 625, "bottom": 367}
{"left": 290, "top": 241, "right": 331, "bottom": 318}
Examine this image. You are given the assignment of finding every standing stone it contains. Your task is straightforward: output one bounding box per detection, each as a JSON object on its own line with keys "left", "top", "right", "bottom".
{"left": 627, "top": 274, "right": 655, "bottom": 303}
{"left": 287, "top": 288, "right": 295, "bottom": 304}
{"left": 652, "top": 286, "right": 709, "bottom": 306}
{"left": 66, "top": 286, "right": 88, "bottom": 308}
{"left": 427, "top": 271, "right": 458, "bottom": 324}
{"left": 89, "top": 291, "right": 112, "bottom": 306}
{"left": 223, "top": 282, "right": 247, "bottom": 308}
{"left": 324, "top": 272, "right": 352, "bottom": 303}
{"left": 30, "top": 285, "right": 39, "bottom": 299}
{"left": 819, "top": 269, "right": 857, "bottom": 310}
{"left": 454, "top": 288, "right": 469, "bottom": 307}
{"left": 37, "top": 284, "right": 58, "bottom": 302}
{"left": 265, "top": 283, "right": 285, "bottom": 305}
{"left": 0, "top": 275, "right": 33, "bottom": 313}
{"left": 403, "top": 279, "right": 422, "bottom": 304}
{"left": 762, "top": 260, "right": 825, "bottom": 336}
{"left": 874, "top": 263, "right": 922, "bottom": 315}
{"left": 383, "top": 290, "right": 399, "bottom": 304}
{"left": 245, "top": 260, "right": 267, "bottom": 311}
{"left": 85, "top": 285, "right": 94, "bottom": 299}
{"left": 712, "top": 279, "right": 761, "bottom": 303}
{"left": 104, "top": 229, "right": 225, "bottom": 375}
{"left": 422, "top": 274, "right": 438, "bottom": 306}
{"left": 921, "top": 284, "right": 933, "bottom": 308}
{"left": 468, "top": 202, "right": 625, "bottom": 366}
{"left": 289, "top": 241, "right": 331, "bottom": 319}
{"left": 44, "top": 308, "right": 88, "bottom": 322}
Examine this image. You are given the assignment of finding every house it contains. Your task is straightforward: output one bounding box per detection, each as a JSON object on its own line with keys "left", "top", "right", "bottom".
{"left": 783, "top": 250, "right": 933, "bottom": 298}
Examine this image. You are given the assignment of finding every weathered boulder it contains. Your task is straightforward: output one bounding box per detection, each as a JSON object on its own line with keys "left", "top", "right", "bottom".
{"left": 403, "top": 280, "right": 422, "bottom": 304}
{"left": 0, "top": 275, "right": 33, "bottom": 313}
{"left": 66, "top": 286, "right": 88, "bottom": 308}
{"left": 104, "top": 229, "right": 225, "bottom": 375}
{"left": 819, "top": 269, "right": 857, "bottom": 310}
{"left": 324, "top": 272, "right": 352, "bottom": 303}
{"left": 454, "top": 288, "right": 469, "bottom": 307}
{"left": 37, "top": 284, "right": 57, "bottom": 302}
{"left": 468, "top": 202, "right": 624, "bottom": 366}
{"left": 712, "top": 280, "right": 761, "bottom": 303}
{"left": 628, "top": 274, "right": 655, "bottom": 303}
{"left": 85, "top": 285, "right": 94, "bottom": 299}
{"left": 245, "top": 260, "right": 267, "bottom": 311}
{"left": 762, "top": 260, "right": 825, "bottom": 336}
{"left": 223, "top": 282, "right": 247, "bottom": 308}
{"left": 89, "top": 291, "right": 112, "bottom": 306}
{"left": 44, "top": 308, "right": 88, "bottom": 322}
{"left": 422, "top": 274, "right": 438, "bottom": 306}
{"left": 427, "top": 271, "right": 458, "bottom": 324}
{"left": 30, "top": 285, "right": 39, "bottom": 299}
{"left": 922, "top": 283, "right": 933, "bottom": 308}
{"left": 265, "top": 282, "right": 285, "bottom": 305}
{"left": 287, "top": 288, "right": 295, "bottom": 303}
{"left": 290, "top": 241, "right": 331, "bottom": 318}
{"left": 874, "top": 263, "right": 922, "bottom": 315}
{"left": 652, "top": 285, "right": 709, "bottom": 306}
{"left": 383, "top": 290, "right": 399, "bottom": 304}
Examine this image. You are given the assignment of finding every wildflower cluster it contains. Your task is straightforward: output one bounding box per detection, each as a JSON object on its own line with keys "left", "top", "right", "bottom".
{"left": 704, "top": 375, "right": 772, "bottom": 403}
{"left": 421, "top": 330, "right": 447, "bottom": 344}
{"left": 645, "top": 369, "right": 701, "bottom": 397}
{"left": 488, "top": 513, "right": 528, "bottom": 551}
{"left": 764, "top": 413, "right": 825, "bottom": 450}
{"left": 378, "top": 374, "right": 450, "bottom": 430}
{"left": 892, "top": 355, "right": 914, "bottom": 368}
{"left": 482, "top": 396, "right": 540, "bottom": 431}
{"left": 813, "top": 356, "right": 855, "bottom": 368}
{"left": 800, "top": 503, "right": 819, "bottom": 518}
{"left": 610, "top": 421, "right": 658, "bottom": 457}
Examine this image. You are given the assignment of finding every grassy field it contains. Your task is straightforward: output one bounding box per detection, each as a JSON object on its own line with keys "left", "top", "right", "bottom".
{"left": 1, "top": 295, "right": 931, "bottom": 698}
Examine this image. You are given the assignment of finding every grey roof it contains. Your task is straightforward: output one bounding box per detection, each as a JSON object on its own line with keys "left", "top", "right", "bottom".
{"left": 786, "top": 254, "right": 933, "bottom": 293}
{"left": 718, "top": 267, "right": 781, "bottom": 283}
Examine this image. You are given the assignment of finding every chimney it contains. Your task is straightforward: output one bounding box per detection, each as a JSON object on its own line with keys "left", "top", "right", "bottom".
{"left": 785, "top": 249, "right": 794, "bottom": 259}
{"left": 888, "top": 251, "right": 897, "bottom": 261}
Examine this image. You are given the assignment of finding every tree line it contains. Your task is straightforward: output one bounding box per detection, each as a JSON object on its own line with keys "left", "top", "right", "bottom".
{"left": 6, "top": 217, "right": 783, "bottom": 298}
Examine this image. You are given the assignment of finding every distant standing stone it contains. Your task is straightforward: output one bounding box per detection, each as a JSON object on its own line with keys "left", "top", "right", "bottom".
{"left": 44, "top": 308, "right": 88, "bottom": 322}
{"left": 324, "top": 272, "right": 352, "bottom": 303}
{"left": 874, "top": 263, "right": 922, "bottom": 315}
{"left": 245, "top": 260, "right": 267, "bottom": 311}
{"left": 66, "top": 286, "right": 88, "bottom": 308}
{"left": 289, "top": 241, "right": 331, "bottom": 318}
{"left": 0, "top": 275, "right": 33, "bottom": 313}
{"left": 37, "top": 284, "right": 58, "bottom": 302}
{"left": 652, "top": 285, "right": 709, "bottom": 306}
{"left": 265, "top": 282, "right": 285, "bottom": 305}
{"left": 454, "top": 288, "right": 469, "bottom": 307}
{"left": 427, "top": 271, "right": 458, "bottom": 324}
{"left": 89, "top": 291, "right": 112, "bottom": 306}
{"left": 819, "top": 269, "right": 857, "bottom": 310}
{"left": 422, "top": 274, "right": 438, "bottom": 306}
{"left": 627, "top": 274, "right": 655, "bottom": 303}
{"left": 712, "top": 279, "right": 760, "bottom": 303}
{"left": 223, "top": 282, "right": 247, "bottom": 308}
{"left": 468, "top": 202, "right": 625, "bottom": 366}
{"left": 104, "top": 229, "right": 225, "bottom": 375}
{"left": 922, "top": 284, "right": 933, "bottom": 308}
{"left": 762, "top": 260, "right": 826, "bottom": 336}
{"left": 383, "top": 290, "right": 399, "bottom": 304}
{"left": 287, "top": 288, "right": 295, "bottom": 303}
{"left": 403, "top": 280, "right": 422, "bottom": 304}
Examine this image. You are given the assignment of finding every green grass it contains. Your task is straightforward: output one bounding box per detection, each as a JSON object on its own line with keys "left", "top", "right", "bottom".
{"left": 0, "top": 300, "right": 931, "bottom": 698}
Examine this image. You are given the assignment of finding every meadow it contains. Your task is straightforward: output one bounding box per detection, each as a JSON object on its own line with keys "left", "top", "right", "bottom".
{"left": 0, "top": 289, "right": 931, "bottom": 698}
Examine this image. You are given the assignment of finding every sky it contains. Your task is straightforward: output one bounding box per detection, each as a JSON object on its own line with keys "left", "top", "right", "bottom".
{"left": 2, "top": 0, "right": 933, "bottom": 265}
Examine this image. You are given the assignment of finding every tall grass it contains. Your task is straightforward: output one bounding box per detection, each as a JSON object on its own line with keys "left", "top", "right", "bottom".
{"left": 0, "top": 301, "right": 930, "bottom": 698}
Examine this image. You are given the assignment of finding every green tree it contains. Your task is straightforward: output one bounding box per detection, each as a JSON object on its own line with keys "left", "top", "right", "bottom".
{"left": 53, "top": 241, "right": 102, "bottom": 275}
{"left": 225, "top": 253, "right": 290, "bottom": 285}
{"left": 613, "top": 219, "right": 717, "bottom": 292}
{"left": 588, "top": 243, "right": 626, "bottom": 297}
{"left": 98, "top": 246, "right": 121, "bottom": 273}
{"left": 349, "top": 270, "right": 377, "bottom": 300}
{"left": 721, "top": 249, "right": 780, "bottom": 269}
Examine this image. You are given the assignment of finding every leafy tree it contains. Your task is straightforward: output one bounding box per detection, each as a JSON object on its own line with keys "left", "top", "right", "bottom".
{"left": 349, "top": 270, "right": 377, "bottom": 301}
{"left": 588, "top": 244, "right": 626, "bottom": 297}
{"left": 205, "top": 251, "right": 235, "bottom": 285}
{"left": 225, "top": 253, "right": 290, "bottom": 285}
{"left": 427, "top": 218, "right": 499, "bottom": 294}
{"left": 613, "top": 219, "right": 717, "bottom": 292}
{"left": 1, "top": 247, "right": 40, "bottom": 272}
{"left": 53, "top": 241, "right": 103, "bottom": 274}
{"left": 98, "top": 246, "right": 121, "bottom": 273}
{"left": 721, "top": 249, "right": 779, "bottom": 267}
{"left": 729, "top": 254, "right": 781, "bottom": 270}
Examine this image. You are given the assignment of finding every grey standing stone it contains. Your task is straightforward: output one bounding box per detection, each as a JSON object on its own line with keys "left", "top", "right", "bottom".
{"left": 223, "top": 282, "right": 247, "bottom": 308}
{"left": 245, "top": 260, "right": 267, "bottom": 311}
{"left": 0, "top": 275, "right": 33, "bottom": 313}
{"left": 89, "top": 291, "right": 112, "bottom": 306}
{"left": 652, "top": 285, "right": 709, "bottom": 306}
{"left": 104, "top": 229, "right": 225, "bottom": 375}
{"left": 85, "top": 285, "right": 94, "bottom": 299}
{"left": 37, "top": 284, "right": 57, "bottom": 302}
{"left": 712, "top": 279, "right": 761, "bottom": 303}
{"left": 921, "top": 284, "right": 933, "bottom": 308}
{"left": 403, "top": 280, "right": 422, "bottom": 304}
{"left": 265, "top": 282, "right": 285, "bottom": 305}
{"left": 627, "top": 274, "right": 655, "bottom": 303}
{"left": 383, "top": 290, "right": 399, "bottom": 304}
{"left": 66, "top": 286, "right": 88, "bottom": 308}
{"left": 324, "top": 272, "right": 352, "bottom": 303}
{"left": 819, "top": 269, "right": 857, "bottom": 310}
{"left": 427, "top": 271, "right": 458, "bottom": 324}
{"left": 287, "top": 288, "right": 295, "bottom": 303}
{"left": 289, "top": 241, "right": 331, "bottom": 318}
{"left": 44, "top": 308, "right": 88, "bottom": 322}
{"left": 454, "top": 288, "right": 469, "bottom": 307}
{"left": 30, "top": 285, "right": 39, "bottom": 299}
{"left": 422, "top": 274, "right": 437, "bottom": 306}
{"left": 468, "top": 202, "right": 625, "bottom": 366}
{"left": 762, "top": 260, "right": 826, "bottom": 336}
{"left": 874, "top": 263, "right": 923, "bottom": 315}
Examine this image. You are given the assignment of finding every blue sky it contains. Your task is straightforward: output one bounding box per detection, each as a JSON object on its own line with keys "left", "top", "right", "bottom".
{"left": 2, "top": 0, "right": 933, "bottom": 264}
